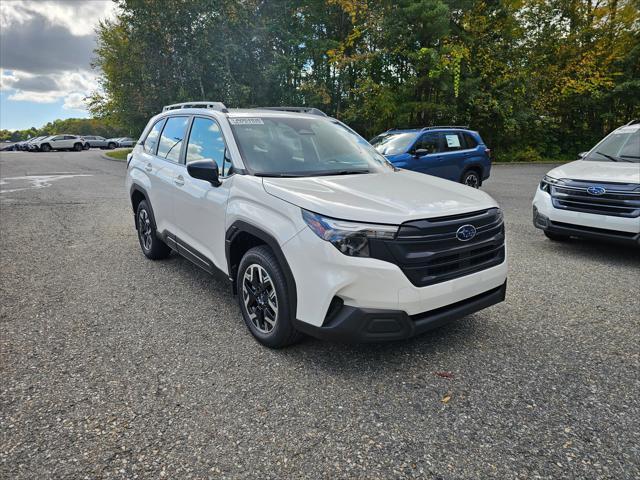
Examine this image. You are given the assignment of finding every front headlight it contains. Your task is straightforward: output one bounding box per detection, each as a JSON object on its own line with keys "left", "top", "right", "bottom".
{"left": 540, "top": 175, "right": 563, "bottom": 193}
{"left": 301, "top": 209, "right": 398, "bottom": 257}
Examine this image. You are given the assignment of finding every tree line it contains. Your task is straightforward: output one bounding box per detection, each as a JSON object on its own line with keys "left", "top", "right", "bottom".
{"left": 0, "top": 117, "right": 128, "bottom": 142}
{"left": 90, "top": 0, "right": 639, "bottom": 161}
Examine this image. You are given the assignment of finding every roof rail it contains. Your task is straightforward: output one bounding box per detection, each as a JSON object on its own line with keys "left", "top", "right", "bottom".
{"left": 421, "top": 125, "right": 470, "bottom": 131}
{"left": 162, "top": 101, "right": 228, "bottom": 113}
{"left": 625, "top": 119, "right": 639, "bottom": 126}
{"left": 261, "top": 107, "right": 327, "bottom": 117}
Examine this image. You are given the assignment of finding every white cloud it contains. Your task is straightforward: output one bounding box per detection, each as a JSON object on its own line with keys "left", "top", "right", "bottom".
{"left": 0, "top": 1, "right": 116, "bottom": 37}
{"left": 62, "top": 92, "right": 87, "bottom": 110}
{"left": 8, "top": 90, "right": 59, "bottom": 104}
{"left": 2, "top": 68, "right": 97, "bottom": 109}
{"left": 0, "top": 69, "right": 19, "bottom": 91}
{"left": 0, "top": 0, "right": 114, "bottom": 118}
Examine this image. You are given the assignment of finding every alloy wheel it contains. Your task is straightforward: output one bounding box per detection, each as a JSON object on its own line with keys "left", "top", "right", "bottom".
{"left": 464, "top": 172, "right": 480, "bottom": 188}
{"left": 242, "top": 264, "right": 278, "bottom": 334}
{"left": 137, "top": 208, "right": 153, "bottom": 251}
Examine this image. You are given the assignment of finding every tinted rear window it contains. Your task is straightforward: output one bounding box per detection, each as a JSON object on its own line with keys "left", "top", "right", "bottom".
{"left": 463, "top": 132, "right": 478, "bottom": 148}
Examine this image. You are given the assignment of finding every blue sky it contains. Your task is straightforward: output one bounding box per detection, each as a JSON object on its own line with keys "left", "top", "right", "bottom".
{"left": 0, "top": 1, "right": 115, "bottom": 131}
{"left": 0, "top": 90, "right": 89, "bottom": 130}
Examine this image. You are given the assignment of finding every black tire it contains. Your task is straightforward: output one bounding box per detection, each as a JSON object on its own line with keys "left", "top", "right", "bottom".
{"left": 237, "top": 245, "right": 301, "bottom": 348}
{"left": 108, "top": 142, "right": 116, "bottom": 149}
{"left": 73, "top": 143, "right": 83, "bottom": 151}
{"left": 544, "top": 230, "right": 570, "bottom": 242}
{"left": 136, "top": 200, "right": 171, "bottom": 260}
{"left": 461, "top": 168, "right": 481, "bottom": 188}
{"left": 83, "top": 143, "right": 90, "bottom": 150}
{"left": 40, "top": 143, "right": 51, "bottom": 152}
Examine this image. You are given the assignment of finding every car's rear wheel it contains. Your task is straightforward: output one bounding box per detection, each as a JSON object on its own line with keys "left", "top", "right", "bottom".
{"left": 136, "top": 200, "right": 171, "bottom": 260}
{"left": 238, "top": 246, "right": 301, "bottom": 348}
{"left": 461, "top": 169, "right": 481, "bottom": 188}
{"left": 544, "top": 231, "right": 570, "bottom": 242}
{"left": 40, "top": 144, "right": 51, "bottom": 152}
{"left": 83, "top": 143, "right": 90, "bottom": 150}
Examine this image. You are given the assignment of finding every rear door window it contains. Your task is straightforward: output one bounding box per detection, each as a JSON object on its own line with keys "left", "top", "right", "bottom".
{"left": 441, "top": 132, "right": 464, "bottom": 152}
{"left": 462, "top": 132, "right": 478, "bottom": 149}
{"left": 157, "top": 117, "right": 189, "bottom": 162}
{"left": 143, "top": 119, "right": 166, "bottom": 154}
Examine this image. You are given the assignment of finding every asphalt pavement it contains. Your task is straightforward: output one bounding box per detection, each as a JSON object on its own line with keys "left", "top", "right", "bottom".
{"left": 1, "top": 150, "right": 639, "bottom": 479}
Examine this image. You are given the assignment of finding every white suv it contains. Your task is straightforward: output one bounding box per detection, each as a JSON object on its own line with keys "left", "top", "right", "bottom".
{"left": 126, "top": 102, "right": 508, "bottom": 347}
{"left": 33, "top": 134, "right": 86, "bottom": 152}
{"left": 533, "top": 121, "right": 640, "bottom": 245}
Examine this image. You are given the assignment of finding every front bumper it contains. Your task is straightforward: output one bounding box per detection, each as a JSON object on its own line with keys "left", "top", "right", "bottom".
{"left": 532, "top": 188, "right": 640, "bottom": 246}
{"left": 283, "top": 226, "right": 508, "bottom": 330}
{"left": 295, "top": 281, "right": 506, "bottom": 342}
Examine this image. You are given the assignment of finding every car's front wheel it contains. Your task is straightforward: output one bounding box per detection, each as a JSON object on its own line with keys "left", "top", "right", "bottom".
{"left": 238, "top": 246, "right": 301, "bottom": 348}
{"left": 73, "top": 143, "right": 83, "bottom": 151}
{"left": 136, "top": 200, "right": 171, "bottom": 260}
{"left": 461, "top": 169, "right": 481, "bottom": 188}
{"left": 108, "top": 142, "right": 116, "bottom": 149}
{"left": 40, "top": 144, "right": 51, "bottom": 152}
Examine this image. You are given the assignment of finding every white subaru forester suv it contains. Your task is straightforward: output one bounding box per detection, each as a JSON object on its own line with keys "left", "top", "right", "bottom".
{"left": 533, "top": 120, "right": 640, "bottom": 245}
{"left": 126, "top": 102, "right": 508, "bottom": 348}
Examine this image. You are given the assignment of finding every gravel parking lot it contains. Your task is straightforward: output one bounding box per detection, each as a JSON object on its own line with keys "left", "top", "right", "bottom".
{"left": 1, "top": 150, "right": 639, "bottom": 479}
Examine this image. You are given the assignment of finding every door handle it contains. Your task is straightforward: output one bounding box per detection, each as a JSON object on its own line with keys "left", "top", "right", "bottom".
{"left": 174, "top": 175, "right": 185, "bottom": 187}
{"left": 144, "top": 163, "right": 152, "bottom": 172}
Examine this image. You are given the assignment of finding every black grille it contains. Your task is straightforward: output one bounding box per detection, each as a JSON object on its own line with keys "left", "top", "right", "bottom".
{"left": 369, "top": 208, "right": 505, "bottom": 287}
{"left": 551, "top": 180, "right": 640, "bottom": 218}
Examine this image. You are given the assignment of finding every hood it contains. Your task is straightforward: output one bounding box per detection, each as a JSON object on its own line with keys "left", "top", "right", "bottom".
{"left": 547, "top": 160, "right": 640, "bottom": 184}
{"left": 262, "top": 169, "right": 498, "bottom": 224}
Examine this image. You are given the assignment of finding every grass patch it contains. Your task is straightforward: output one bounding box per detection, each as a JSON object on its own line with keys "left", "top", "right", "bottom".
{"left": 104, "top": 148, "right": 132, "bottom": 161}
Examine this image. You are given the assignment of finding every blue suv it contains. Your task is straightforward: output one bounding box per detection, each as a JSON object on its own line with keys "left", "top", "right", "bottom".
{"left": 370, "top": 127, "right": 492, "bottom": 187}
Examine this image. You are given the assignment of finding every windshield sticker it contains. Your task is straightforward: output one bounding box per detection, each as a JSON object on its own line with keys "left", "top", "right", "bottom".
{"left": 445, "top": 134, "right": 461, "bottom": 148}
{"left": 229, "top": 118, "right": 264, "bottom": 126}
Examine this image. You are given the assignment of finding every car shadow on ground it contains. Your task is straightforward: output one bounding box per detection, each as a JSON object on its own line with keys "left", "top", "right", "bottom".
{"left": 537, "top": 237, "right": 640, "bottom": 266}
{"left": 165, "top": 249, "right": 485, "bottom": 371}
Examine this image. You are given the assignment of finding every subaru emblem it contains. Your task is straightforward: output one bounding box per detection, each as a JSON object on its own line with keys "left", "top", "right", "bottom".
{"left": 587, "top": 186, "right": 606, "bottom": 195}
{"left": 456, "top": 224, "right": 477, "bottom": 242}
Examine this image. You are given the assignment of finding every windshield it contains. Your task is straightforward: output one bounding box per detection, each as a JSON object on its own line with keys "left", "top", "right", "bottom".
{"left": 229, "top": 116, "right": 393, "bottom": 176}
{"left": 370, "top": 132, "right": 418, "bottom": 155}
{"left": 583, "top": 126, "right": 639, "bottom": 163}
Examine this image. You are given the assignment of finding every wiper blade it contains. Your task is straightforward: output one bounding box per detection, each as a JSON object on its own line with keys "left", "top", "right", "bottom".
{"left": 594, "top": 151, "right": 620, "bottom": 162}
{"left": 254, "top": 172, "right": 306, "bottom": 178}
{"left": 314, "top": 170, "right": 370, "bottom": 176}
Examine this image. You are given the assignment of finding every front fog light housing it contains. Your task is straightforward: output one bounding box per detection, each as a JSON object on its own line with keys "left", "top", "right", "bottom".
{"left": 302, "top": 209, "right": 398, "bottom": 257}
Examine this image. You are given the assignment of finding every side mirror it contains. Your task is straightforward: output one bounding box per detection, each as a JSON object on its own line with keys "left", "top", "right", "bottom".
{"left": 187, "top": 160, "right": 221, "bottom": 187}
{"left": 413, "top": 148, "right": 430, "bottom": 157}
{"left": 578, "top": 151, "right": 588, "bottom": 159}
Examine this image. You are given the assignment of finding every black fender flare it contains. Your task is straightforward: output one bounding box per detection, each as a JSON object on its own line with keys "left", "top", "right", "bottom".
{"left": 226, "top": 221, "right": 297, "bottom": 314}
